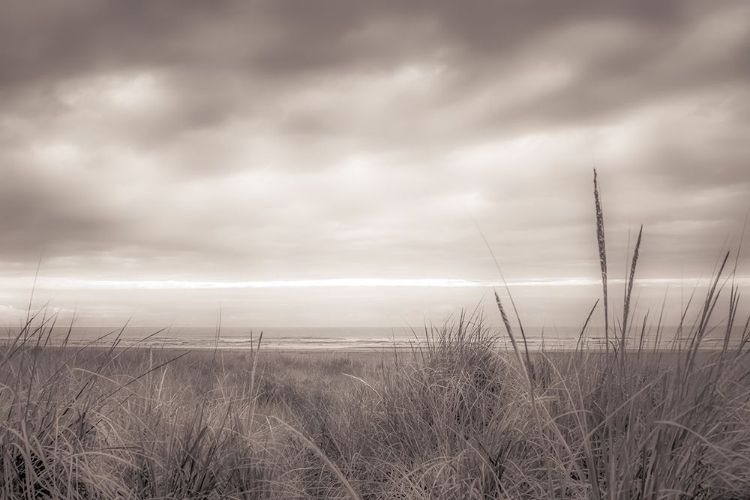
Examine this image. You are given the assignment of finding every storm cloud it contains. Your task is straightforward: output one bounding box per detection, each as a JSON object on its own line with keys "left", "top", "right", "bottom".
{"left": 1, "top": 0, "right": 748, "bottom": 326}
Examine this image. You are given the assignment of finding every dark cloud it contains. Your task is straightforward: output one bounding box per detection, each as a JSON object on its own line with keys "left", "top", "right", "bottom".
{"left": 3, "top": 1, "right": 744, "bottom": 112}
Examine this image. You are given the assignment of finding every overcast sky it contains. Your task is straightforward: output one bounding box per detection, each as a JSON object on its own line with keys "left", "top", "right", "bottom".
{"left": 1, "top": 0, "right": 749, "bottom": 328}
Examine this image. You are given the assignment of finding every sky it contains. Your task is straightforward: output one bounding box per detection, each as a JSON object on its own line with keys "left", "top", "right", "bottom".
{"left": 1, "top": 0, "right": 749, "bottom": 329}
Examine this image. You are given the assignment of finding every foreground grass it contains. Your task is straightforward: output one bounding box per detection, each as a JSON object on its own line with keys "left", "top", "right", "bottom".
{"left": 2, "top": 312, "right": 750, "bottom": 499}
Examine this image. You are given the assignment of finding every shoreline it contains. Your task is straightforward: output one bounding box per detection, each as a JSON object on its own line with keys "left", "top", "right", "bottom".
{"left": 2, "top": 343, "right": 735, "bottom": 355}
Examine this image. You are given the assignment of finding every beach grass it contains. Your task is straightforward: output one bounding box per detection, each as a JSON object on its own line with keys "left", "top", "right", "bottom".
{"left": 2, "top": 172, "right": 750, "bottom": 499}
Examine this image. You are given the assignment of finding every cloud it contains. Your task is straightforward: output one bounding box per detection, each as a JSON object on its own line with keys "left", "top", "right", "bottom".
{"left": 0, "top": 0, "right": 749, "bottom": 324}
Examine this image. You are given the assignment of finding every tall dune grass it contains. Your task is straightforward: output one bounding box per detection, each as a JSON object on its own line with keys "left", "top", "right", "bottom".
{"left": 2, "top": 172, "right": 750, "bottom": 498}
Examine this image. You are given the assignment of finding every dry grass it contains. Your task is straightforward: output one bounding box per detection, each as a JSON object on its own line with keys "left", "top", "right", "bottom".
{"left": 3, "top": 311, "right": 750, "bottom": 499}
{"left": 2, "top": 172, "right": 750, "bottom": 498}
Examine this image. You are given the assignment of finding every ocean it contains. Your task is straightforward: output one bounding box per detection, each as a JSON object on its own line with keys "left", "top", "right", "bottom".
{"left": 2, "top": 325, "right": 745, "bottom": 351}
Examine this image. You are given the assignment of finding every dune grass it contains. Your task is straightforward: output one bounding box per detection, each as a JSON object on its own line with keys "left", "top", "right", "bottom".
{"left": 2, "top": 171, "right": 750, "bottom": 499}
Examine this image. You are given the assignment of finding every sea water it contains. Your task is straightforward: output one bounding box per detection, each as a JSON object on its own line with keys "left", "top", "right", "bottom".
{"left": 1, "top": 325, "right": 745, "bottom": 351}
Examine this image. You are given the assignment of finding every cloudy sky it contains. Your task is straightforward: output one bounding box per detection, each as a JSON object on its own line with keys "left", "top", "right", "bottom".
{"left": 1, "top": 0, "right": 749, "bottom": 328}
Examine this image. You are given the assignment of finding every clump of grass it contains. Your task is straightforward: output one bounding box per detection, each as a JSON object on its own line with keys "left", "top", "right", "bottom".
{"left": 0, "top": 318, "right": 137, "bottom": 498}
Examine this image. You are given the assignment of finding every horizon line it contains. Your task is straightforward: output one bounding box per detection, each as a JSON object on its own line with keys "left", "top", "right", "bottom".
{"left": 2, "top": 276, "right": 750, "bottom": 290}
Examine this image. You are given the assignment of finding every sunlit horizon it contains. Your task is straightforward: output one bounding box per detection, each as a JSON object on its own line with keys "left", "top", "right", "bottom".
{"left": 4, "top": 276, "right": 750, "bottom": 290}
